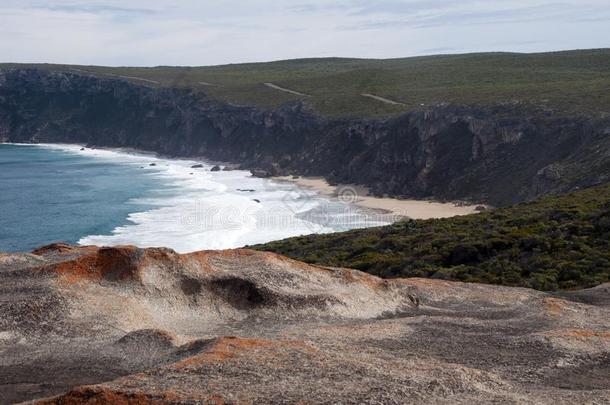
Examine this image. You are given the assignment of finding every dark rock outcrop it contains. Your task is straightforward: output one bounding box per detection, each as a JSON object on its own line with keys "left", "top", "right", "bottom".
{"left": 1, "top": 69, "right": 609, "bottom": 206}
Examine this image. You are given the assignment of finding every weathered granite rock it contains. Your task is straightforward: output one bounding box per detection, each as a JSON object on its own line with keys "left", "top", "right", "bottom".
{"left": 0, "top": 244, "right": 608, "bottom": 404}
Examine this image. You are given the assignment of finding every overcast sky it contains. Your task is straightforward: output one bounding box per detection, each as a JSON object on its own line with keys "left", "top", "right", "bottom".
{"left": 1, "top": 0, "right": 609, "bottom": 66}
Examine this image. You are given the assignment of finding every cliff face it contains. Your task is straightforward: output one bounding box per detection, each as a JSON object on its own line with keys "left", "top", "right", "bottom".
{"left": 1, "top": 69, "right": 609, "bottom": 206}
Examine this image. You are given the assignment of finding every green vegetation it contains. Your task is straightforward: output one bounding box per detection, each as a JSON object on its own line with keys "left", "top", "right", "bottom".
{"left": 255, "top": 184, "right": 610, "bottom": 291}
{"left": 2, "top": 48, "right": 610, "bottom": 117}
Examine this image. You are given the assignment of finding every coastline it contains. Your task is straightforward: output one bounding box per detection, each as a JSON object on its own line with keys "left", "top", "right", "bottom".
{"left": 4, "top": 142, "right": 484, "bottom": 221}
{"left": 273, "top": 176, "right": 485, "bottom": 219}
{"left": 1, "top": 143, "right": 397, "bottom": 252}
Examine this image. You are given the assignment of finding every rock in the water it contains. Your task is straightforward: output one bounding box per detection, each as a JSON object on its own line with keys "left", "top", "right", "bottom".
{"left": 149, "top": 163, "right": 156, "bottom": 166}
{"left": 191, "top": 164, "right": 204, "bottom": 168}
{"left": 211, "top": 165, "right": 221, "bottom": 172}
{"left": 250, "top": 169, "right": 272, "bottom": 178}
{"left": 252, "top": 199, "right": 260, "bottom": 203}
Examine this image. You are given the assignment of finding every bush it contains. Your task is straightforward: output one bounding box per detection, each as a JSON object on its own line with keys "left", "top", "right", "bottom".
{"left": 256, "top": 184, "right": 610, "bottom": 291}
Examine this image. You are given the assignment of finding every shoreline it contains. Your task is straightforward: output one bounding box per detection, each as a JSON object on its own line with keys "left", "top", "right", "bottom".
{"left": 1, "top": 143, "right": 399, "bottom": 252}
{"left": 273, "top": 176, "right": 486, "bottom": 219}
{"left": 4, "top": 142, "right": 484, "bottom": 221}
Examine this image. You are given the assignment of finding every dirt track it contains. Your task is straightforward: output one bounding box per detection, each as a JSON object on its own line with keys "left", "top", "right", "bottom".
{"left": 264, "top": 82, "right": 309, "bottom": 96}
{"left": 361, "top": 93, "right": 405, "bottom": 105}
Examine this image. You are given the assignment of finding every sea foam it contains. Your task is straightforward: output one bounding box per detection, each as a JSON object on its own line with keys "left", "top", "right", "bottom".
{"left": 34, "top": 144, "right": 390, "bottom": 253}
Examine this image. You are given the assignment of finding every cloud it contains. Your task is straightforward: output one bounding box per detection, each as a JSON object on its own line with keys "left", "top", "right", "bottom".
{"left": 339, "top": 2, "right": 590, "bottom": 30}
{"left": 347, "top": 0, "right": 460, "bottom": 16}
{"left": 37, "top": 4, "right": 157, "bottom": 16}
{"left": 0, "top": 1, "right": 608, "bottom": 65}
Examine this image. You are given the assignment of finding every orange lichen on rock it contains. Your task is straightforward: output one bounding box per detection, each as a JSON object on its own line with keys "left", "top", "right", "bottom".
{"left": 172, "top": 337, "right": 274, "bottom": 368}
{"left": 36, "top": 246, "right": 146, "bottom": 284}
{"left": 172, "top": 336, "right": 316, "bottom": 369}
{"left": 181, "top": 251, "right": 216, "bottom": 273}
{"left": 543, "top": 297, "right": 568, "bottom": 316}
{"left": 32, "top": 243, "right": 98, "bottom": 257}
{"left": 32, "top": 386, "right": 213, "bottom": 405}
{"left": 544, "top": 329, "right": 610, "bottom": 339}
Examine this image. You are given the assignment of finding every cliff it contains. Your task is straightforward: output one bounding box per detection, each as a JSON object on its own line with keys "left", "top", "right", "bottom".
{"left": 1, "top": 244, "right": 609, "bottom": 403}
{"left": 1, "top": 69, "right": 609, "bottom": 206}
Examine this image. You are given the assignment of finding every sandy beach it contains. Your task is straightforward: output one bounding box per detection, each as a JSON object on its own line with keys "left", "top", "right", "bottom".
{"left": 273, "top": 176, "right": 485, "bottom": 220}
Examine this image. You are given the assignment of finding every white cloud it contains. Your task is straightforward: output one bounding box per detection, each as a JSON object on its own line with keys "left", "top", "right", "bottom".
{"left": 0, "top": 0, "right": 608, "bottom": 65}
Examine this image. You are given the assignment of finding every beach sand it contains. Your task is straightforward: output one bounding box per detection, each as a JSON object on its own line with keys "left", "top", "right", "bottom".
{"left": 273, "top": 176, "right": 485, "bottom": 220}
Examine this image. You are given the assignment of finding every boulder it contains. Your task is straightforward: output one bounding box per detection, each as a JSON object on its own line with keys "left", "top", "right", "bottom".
{"left": 250, "top": 169, "right": 272, "bottom": 178}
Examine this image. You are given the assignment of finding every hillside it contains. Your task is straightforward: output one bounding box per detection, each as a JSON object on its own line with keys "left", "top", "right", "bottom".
{"left": 2, "top": 48, "right": 610, "bottom": 117}
{"left": 1, "top": 244, "right": 609, "bottom": 403}
{"left": 2, "top": 69, "right": 609, "bottom": 207}
{"left": 256, "top": 184, "right": 610, "bottom": 291}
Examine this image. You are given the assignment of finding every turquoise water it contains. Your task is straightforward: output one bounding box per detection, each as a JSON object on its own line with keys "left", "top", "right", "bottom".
{"left": 0, "top": 143, "right": 391, "bottom": 254}
{"left": 0, "top": 144, "right": 167, "bottom": 252}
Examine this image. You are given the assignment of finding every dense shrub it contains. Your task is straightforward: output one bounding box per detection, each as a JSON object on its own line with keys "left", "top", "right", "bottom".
{"left": 255, "top": 184, "right": 610, "bottom": 291}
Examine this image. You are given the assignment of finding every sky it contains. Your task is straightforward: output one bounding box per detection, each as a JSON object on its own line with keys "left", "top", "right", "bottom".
{"left": 1, "top": 0, "right": 609, "bottom": 66}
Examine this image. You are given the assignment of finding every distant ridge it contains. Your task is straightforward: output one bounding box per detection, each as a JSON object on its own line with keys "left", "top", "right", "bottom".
{"left": 2, "top": 48, "right": 610, "bottom": 117}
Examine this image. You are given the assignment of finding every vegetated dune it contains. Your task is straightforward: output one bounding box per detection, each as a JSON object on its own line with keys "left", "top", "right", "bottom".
{"left": 1, "top": 244, "right": 608, "bottom": 404}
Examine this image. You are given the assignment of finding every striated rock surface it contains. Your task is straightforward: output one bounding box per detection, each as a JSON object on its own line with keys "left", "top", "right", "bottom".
{"left": 1, "top": 69, "right": 609, "bottom": 206}
{"left": 0, "top": 243, "right": 608, "bottom": 404}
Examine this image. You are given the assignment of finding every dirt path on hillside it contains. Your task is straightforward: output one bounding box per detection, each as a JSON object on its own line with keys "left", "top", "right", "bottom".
{"left": 361, "top": 93, "right": 404, "bottom": 105}
{"left": 264, "top": 82, "right": 309, "bottom": 96}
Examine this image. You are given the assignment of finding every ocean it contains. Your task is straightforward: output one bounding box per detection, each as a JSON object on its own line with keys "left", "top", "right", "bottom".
{"left": 0, "top": 143, "right": 390, "bottom": 253}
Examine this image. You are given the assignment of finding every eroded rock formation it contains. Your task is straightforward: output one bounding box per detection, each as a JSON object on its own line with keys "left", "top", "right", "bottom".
{"left": 1, "top": 244, "right": 608, "bottom": 403}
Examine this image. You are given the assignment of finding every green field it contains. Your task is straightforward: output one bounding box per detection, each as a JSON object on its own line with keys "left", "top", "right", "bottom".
{"left": 2, "top": 48, "right": 610, "bottom": 117}
{"left": 256, "top": 184, "right": 610, "bottom": 291}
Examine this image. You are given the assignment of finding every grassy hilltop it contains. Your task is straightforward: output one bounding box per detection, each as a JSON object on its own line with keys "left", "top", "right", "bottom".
{"left": 256, "top": 184, "right": 610, "bottom": 291}
{"left": 2, "top": 48, "right": 610, "bottom": 117}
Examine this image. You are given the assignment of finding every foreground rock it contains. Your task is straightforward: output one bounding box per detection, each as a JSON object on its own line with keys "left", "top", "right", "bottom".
{"left": 0, "top": 244, "right": 608, "bottom": 404}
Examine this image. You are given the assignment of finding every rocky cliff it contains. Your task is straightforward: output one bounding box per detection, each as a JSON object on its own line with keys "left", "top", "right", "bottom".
{"left": 1, "top": 244, "right": 609, "bottom": 403}
{"left": 1, "top": 69, "right": 609, "bottom": 206}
